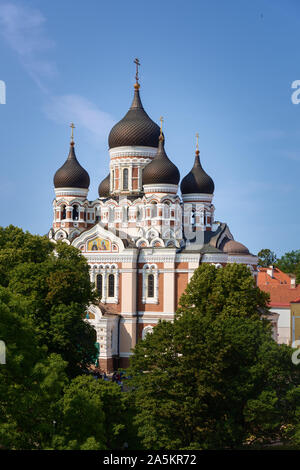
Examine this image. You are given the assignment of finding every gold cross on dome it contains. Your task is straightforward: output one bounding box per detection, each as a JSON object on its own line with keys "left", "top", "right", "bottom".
{"left": 70, "top": 123, "right": 75, "bottom": 143}
{"left": 196, "top": 132, "right": 199, "bottom": 151}
{"left": 160, "top": 116, "right": 164, "bottom": 136}
{"left": 134, "top": 58, "right": 140, "bottom": 83}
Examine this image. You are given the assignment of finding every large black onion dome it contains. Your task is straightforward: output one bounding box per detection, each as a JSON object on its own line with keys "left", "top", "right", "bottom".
{"left": 54, "top": 143, "right": 90, "bottom": 189}
{"left": 180, "top": 150, "right": 214, "bottom": 194}
{"left": 98, "top": 174, "right": 110, "bottom": 197}
{"left": 142, "top": 136, "right": 180, "bottom": 185}
{"left": 108, "top": 84, "right": 161, "bottom": 149}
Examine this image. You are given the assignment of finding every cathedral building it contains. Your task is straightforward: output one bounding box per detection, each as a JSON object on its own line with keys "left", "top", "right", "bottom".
{"left": 49, "top": 65, "right": 258, "bottom": 371}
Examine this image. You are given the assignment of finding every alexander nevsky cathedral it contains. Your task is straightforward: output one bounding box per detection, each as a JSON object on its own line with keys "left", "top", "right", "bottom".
{"left": 49, "top": 61, "right": 258, "bottom": 371}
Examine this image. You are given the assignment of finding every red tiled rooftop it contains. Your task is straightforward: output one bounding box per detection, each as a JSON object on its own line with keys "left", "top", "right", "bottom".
{"left": 257, "top": 267, "right": 300, "bottom": 307}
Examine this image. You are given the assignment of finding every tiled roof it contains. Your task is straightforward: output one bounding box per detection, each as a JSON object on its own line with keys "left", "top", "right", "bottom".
{"left": 257, "top": 267, "right": 300, "bottom": 307}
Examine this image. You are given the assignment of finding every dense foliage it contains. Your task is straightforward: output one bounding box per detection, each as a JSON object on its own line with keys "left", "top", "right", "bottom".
{"left": 0, "top": 226, "right": 135, "bottom": 450}
{"left": 129, "top": 264, "right": 300, "bottom": 450}
{"left": 1, "top": 226, "right": 300, "bottom": 450}
{"left": 277, "top": 250, "right": 300, "bottom": 276}
{"left": 0, "top": 225, "right": 97, "bottom": 376}
{"left": 257, "top": 248, "right": 277, "bottom": 267}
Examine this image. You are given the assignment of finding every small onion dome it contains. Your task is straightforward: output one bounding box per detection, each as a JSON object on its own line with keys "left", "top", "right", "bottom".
{"left": 180, "top": 150, "right": 214, "bottom": 195}
{"left": 108, "top": 83, "right": 161, "bottom": 149}
{"left": 142, "top": 136, "right": 180, "bottom": 186}
{"left": 222, "top": 239, "right": 250, "bottom": 255}
{"left": 98, "top": 174, "right": 110, "bottom": 197}
{"left": 54, "top": 142, "right": 90, "bottom": 189}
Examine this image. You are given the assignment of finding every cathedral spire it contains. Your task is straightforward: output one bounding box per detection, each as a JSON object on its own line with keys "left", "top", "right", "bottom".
{"left": 108, "top": 59, "right": 160, "bottom": 149}
{"left": 142, "top": 119, "right": 180, "bottom": 187}
{"left": 53, "top": 124, "right": 90, "bottom": 189}
{"left": 159, "top": 116, "right": 164, "bottom": 140}
{"left": 134, "top": 57, "right": 140, "bottom": 88}
{"left": 180, "top": 135, "right": 214, "bottom": 196}
{"left": 70, "top": 122, "right": 75, "bottom": 145}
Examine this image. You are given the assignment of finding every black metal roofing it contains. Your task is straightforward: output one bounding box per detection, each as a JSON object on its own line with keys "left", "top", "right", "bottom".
{"left": 108, "top": 85, "right": 161, "bottom": 149}
{"left": 142, "top": 136, "right": 180, "bottom": 186}
{"left": 53, "top": 143, "right": 90, "bottom": 189}
{"left": 98, "top": 173, "right": 110, "bottom": 198}
{"left": 180, "top": 151, "right": 214, "bottom": 195}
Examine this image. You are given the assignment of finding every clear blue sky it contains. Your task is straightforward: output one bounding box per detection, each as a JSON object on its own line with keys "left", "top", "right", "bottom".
{"left": 0, "top": 0, "right": 299, "bottom": 257}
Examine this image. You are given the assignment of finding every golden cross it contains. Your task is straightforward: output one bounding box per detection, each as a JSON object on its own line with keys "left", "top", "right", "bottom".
{"left": 160, "top": 116, "right": 164, "bottom": 136}
{"left": 134, "top": 58, "right": 140, "bottom": 83}
{"left": 196, "top": 132, "right": 199, "bottom": 151}
{"left": 70, "top": 122, "right": 75, "bottom": 143}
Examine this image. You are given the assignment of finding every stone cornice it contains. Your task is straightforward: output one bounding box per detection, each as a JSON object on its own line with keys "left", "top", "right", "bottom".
{"left": 182, "top": 193, "right": 213, "bottom": 202}
{"left": 109, "top": 146, "right": 157, "bottom": 159}
{"left": 54, "top": 187, "right": 88, "bottom": 197}
{"left": 143, "top": 184, "right": 178, "bottom": 194}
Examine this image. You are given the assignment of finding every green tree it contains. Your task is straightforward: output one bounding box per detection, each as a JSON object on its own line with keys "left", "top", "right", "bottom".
{"left": 51, "top": 376, "right": 139, "bottom": 450}
{"left": 0, "top": 289, "right": 133, "bottom": 450}
{"left": 257, "top": 249, "right": 277, "bottom": 267}
{"left": 0, "top": 226, "right": 140, "bottom": 450}
{"left": 52, "top": 376, "right": 107, "bottom": 450}
{"left": 0, "top": 286, "right": 69, "bottom": 449}
{"left": 277, "top": 250, "right": 300, "bottom": 275}
{"left": 0, "top": 225, "right": 97, "bottom": 376}
{"left": 129, "top": 264, "right": 300, "bottom": 450}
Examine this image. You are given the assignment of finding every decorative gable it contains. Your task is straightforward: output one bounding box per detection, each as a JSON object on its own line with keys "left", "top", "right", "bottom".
{"left": 72, "top": 224, "right": 125, "bottom": 254}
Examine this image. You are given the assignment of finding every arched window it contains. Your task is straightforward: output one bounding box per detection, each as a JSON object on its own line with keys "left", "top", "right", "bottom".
{"left": 148, "top": 274, "right": 154, "bottom": 298}
{"left": 108, "top": 274, "right": 115, "bottom": 297}
{"left": 164, "top": 203, "right": 170, "bottom": 218}
{"left": 72, "top": 205, "right": 79, "bottom": 221}
{"left": 95, "top": 209, "right": 101, "bottom": 223}
{"left": 123, "top": 206, "right": 129, "bottom": 222}
{"left": 190, "top": 209, "right": 196, "bottom": 227}
{"left": 123, "top": 168, "right": 129, "bottom": 190}
{"left": 109, "top": 206, "right": 114, "bottom": 222}
{"left": 61, "top": 205, "right": 66, "bottom": 220}
{"left": 142, "top": 325, "right": 153, "bottom": 340}
{"left": 96, "top": 274, "right": 103, "bottom": 297}
{"left": 151, "top": 202, "right": 157, "bottom": 217}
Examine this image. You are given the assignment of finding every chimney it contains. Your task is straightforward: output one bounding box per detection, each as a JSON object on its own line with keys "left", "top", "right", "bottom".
{"left": 291, "top": 277, "right": 296, "bottom": 289}
{"left": 267, "top": 266, "right": 274, "bottom": 278}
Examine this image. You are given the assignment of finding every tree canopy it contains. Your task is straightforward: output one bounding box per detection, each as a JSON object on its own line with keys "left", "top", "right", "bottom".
{"left": 0, "top": 225, "right": 97, "bottom": 376}
{"left": 129, "top": 264, "right": 300, "bottom": 450}
{"left": 257, "top": 248, "right": 277, "bottom": 267}
{"left": 277, "top": 250, "right": 300, "bottom": 275}
{"left": 0, "top": 225, "right": 138, "bottom": 450}
{"left": 2, "top": 226, "right": 300, "bottom": 450}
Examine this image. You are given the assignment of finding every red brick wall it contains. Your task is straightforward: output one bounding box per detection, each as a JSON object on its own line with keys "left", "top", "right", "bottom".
{"left": 175, "top": 272, "right": 189, "bottom": 309}
{"left": 137, "top": 265, "right": 164, "bottom": 312}
{"left": 138, "top": 322, "right": 156, "bottom": 339}
{"left": 119, "top": 357, "right": 130, "bottom": 369}
{"left": 99, "top": 357, "right": 114, "bottom": 373}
